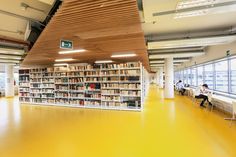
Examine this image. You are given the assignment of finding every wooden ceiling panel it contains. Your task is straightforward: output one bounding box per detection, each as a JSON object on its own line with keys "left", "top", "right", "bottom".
{"left": 22, "top": 0, "right": 149, "bottom": 70}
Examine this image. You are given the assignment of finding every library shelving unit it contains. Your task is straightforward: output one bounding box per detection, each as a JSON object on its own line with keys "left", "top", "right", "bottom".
{"left": 19, "top": 62, "right": 146, "bottom": 111}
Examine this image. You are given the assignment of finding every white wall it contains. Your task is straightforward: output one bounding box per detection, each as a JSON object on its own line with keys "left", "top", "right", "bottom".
{"left": 178, "top": 41, "right": 236, "bottom": 69}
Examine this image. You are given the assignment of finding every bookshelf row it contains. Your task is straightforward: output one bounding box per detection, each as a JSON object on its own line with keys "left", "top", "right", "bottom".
{"left": 19, "top": 62, "right": 145, "bottom": 111}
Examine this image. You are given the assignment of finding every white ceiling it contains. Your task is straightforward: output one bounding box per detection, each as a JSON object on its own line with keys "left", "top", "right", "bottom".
{"left": 142, "top": 0, "right": 236, "bottom": 35}
{"left": 0, "top": 0, "right": 54, "bottom": 40}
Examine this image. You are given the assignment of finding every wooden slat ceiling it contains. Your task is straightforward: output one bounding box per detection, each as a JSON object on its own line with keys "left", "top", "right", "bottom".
{"left": 22, "top": 0, "right": 149, "bottom": 69}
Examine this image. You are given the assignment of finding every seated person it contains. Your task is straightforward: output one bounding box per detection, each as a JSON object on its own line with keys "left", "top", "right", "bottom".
{"left": 195, "top": 84, "right": 212, "bottom": 108}
{"left": 175, "top": 80, "right": 185, "bottom": 95}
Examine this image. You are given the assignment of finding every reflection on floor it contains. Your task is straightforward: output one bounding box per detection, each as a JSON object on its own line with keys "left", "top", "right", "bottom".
{"left": 0, "top": 85, "right": 236, "bottom": 157}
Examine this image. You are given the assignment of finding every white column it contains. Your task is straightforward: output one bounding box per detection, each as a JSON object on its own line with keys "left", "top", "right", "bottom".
{"left": 156, "top": 71, "right": 160, "bottom": 86}
{"left": 159, "top": 67, "right": 164, "bottom": 89}
{"left": 5, "top": 65, "right": 14, "bottom": 97}
{"left": 164, "top": 58, "right": 174, "bottom": 98}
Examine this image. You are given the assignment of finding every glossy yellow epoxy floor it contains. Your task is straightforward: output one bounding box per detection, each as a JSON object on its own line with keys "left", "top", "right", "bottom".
{"left": 1, "top": 85, "right": 236, "bottom": 157}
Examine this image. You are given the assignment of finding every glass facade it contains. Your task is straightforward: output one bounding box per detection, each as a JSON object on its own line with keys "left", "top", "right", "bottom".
{"left": 204, "top": 64, "right": 214, "bottom": 89}
{"left": 174, "top": 56, "right": 236, "bottom": 97}
{"left": 230, "top": 58, "right": 236, "bottom": 94}
{"left": 197, "top": 66, "right": 203, "bottom": 86}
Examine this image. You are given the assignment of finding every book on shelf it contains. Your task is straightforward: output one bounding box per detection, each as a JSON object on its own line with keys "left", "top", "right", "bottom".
{"left": 19, "top": 82, "right": 30, "bottom": 87}
{"left": 68, "top": 71, "right": 84, "bottom": 77}
{"left": 119, "top": 83, "right": 140, "bottom": 89}
{"left": 101, "top": 96, "right": 120, "bottom": 101}
{"left": 102, "top": 76, "right": 119, "bottom": 82}
{"left": 55, "top": 91, "right": 69, "bottom": 97}
{"left": 42, "top": 78, "right": 54, "bottom": 83}
{"left": 69, "top": 99, "right": 84, "bottom": 105}
{"left": 69, "top": 78, "right": 83, "bottom": 83}
{"left": 55, "top": 85, "right": 69, "bottom": 90}
{"left": 55, "top": 98, "right": 69, "bottom": 104}
{"left": 85, "top": 83, "right": 100, "bottom": 90}
{"left": 42, "top": 89, "right": 54, "bottom": 93}
{"left": 101, "top": 64, "right": 120, "bottom": 69}
{"left": 19, "top": 62, "right": 143, "bottom": 110}
{"left": 119, "top": 62, "right": 140, "bottom": 69}
{"left": 19, "top": 92, "right": 30, "bottom": 97}
{"left": 69, "top": 84, "right": 84, "bottom": 91}
{"left": 85, "top": 71, "right": 100, "bottom": 76}
{"left": 69, "top": 66, "right": 84, "bottom": 71}
{"left": 120, "top": 90, "right": 141, "bottom": 96}
{"left": 120, "top": 69, "right": 140, "bottom": 75}
{"left": 19, "top": 97, "right": 30, "bottom": 102}
{"left": 54, "top": 66, "right": 68, "bottom": 72}
{"left": 101, "top": 89, "right": 120, "bottom": 95}
{"left": 19, "top": 69, "right": 30, "bottom": 75}
{"left": 101, "top": 83, "right": 119, "bottom": 88}
{"left": 42, "top": 98, "right": 54, "bottom": 104}
{"left": 102, "top": 102, "right": 120, "bottom": 107}
{"left": 101, "top": 70, "right": 119, "bottom": 75}
{"left": 85, "top": 92, "right": 101, "bottom": 99}
{"left": 84, "top": 100, "right": 100, "bottom": 106}
{"left": 120, "top": 76, "right": 140, "bottom": 81}
{"left": 69, "top": 93, "right": 84, "bottom": 98}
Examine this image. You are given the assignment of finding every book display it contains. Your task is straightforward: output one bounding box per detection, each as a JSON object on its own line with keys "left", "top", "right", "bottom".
{"left": 19, "top": 62, "right": 146, "bottom": 111}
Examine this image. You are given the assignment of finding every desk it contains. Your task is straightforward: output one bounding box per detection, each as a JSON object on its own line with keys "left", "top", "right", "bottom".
{"left": 184, "top": 87, "right": 194, "bottom": 96}
{"left": 211, "top": 95, "right": 235, "bottom": 120}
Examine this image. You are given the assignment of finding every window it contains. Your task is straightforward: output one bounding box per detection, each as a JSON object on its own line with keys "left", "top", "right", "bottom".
{"left": 204, "top": 64, "right": 214, "bottom": 89}
{"left": 197, "top": 66, "right": 203, "bottom": 86}
{"left": 187, "top": 68, "right": 191, "bottom": 85}
{"left": 230, "top": 58, "right": 236, "bottom": 94}
{"left": 215, "top": 60, "right": 228, "bottom": 92}
{"left": 191, "top": 67, "right": 197, "bottom": 86}
{"left": 184, "top": 69, "right": 188, "bottom": 84}
{"left": 174, "top": 56, "right": 236, "bottom": 97}
{"left": 180, "top": 70, "right": 184, "bottom": 81}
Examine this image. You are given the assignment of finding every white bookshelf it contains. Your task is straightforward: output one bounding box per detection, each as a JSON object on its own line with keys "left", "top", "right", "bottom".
{"left": 19, "top": 62, "right": 145, "bottom": 111}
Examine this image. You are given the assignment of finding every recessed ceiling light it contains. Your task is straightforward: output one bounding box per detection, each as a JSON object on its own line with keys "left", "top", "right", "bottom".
{"left": 55, "top": 58, "right": 75, "bottom": 62}
{"left": 111, "top": 53, "right": 137, "bottom": 58}
{"left": 54, "top": 63, "right": 68, "bottom": 66}
{"left": 58, "top": 49, "right": 86, "bottom": 54}
{"left": 95, "top": 60, "right": 113, "bottom": 64}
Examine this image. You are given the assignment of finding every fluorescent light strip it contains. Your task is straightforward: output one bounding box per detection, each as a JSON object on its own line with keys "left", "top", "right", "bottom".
{"left": 59, "top": 49, "right": 86, "bottom": 54}
{"left": 150, "top": 59, "right": 190, "bottom": 64}
{"left": 55, "top": 58, "right": 75, "bottom": 62}
{"left": 176, "top": 0, "right": 231, "bottom": 9}
{"left": 54, "top": 63, "right": 68, "bottom": 66}
{"left": 148, "top": 35, "right": 236, "bottom": 49}
{"left": 95, "top": 60, "right": 113, "bottom": 64}
{"left": 174, "top": 0, "right": 236, "bottom": 19}
{"left": 111, "top": 54, "right": 136, "bottom": 58}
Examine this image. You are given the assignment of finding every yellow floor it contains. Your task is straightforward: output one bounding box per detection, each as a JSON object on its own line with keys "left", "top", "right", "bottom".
{"left": 1, "top": 85, "right": 236, "bottom": 157}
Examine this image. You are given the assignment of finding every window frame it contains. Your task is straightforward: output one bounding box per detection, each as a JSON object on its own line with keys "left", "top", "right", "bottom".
{"left": 175, "top": 55, "right": 236, "bottom": 98}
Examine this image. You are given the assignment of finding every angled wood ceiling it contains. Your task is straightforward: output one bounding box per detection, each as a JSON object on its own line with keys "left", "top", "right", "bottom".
{"left": 22, "top": 0, "right": 149, "bottom": 69}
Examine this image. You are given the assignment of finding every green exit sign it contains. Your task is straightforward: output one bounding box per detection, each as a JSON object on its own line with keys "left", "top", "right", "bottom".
{"left": 60, "top": 40, "right": 73, "bottom": 49}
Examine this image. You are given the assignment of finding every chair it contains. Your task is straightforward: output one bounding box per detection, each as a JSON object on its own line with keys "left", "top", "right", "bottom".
{"left": 190, "top": 89, "right": 198, "bottom": 106}
{"left": 230, "top": 101, "right": 236, "bottom": 127}
{"left": 207, "top": 93, "right": 214, "bottom": 111}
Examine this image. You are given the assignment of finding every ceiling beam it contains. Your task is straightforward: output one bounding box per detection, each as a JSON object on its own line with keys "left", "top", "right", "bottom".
{"left": 149, "top": 51, "right": 205, "bottom": 59}
{"left": 0, "top": 9, "right": 45, "bottom": 26}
